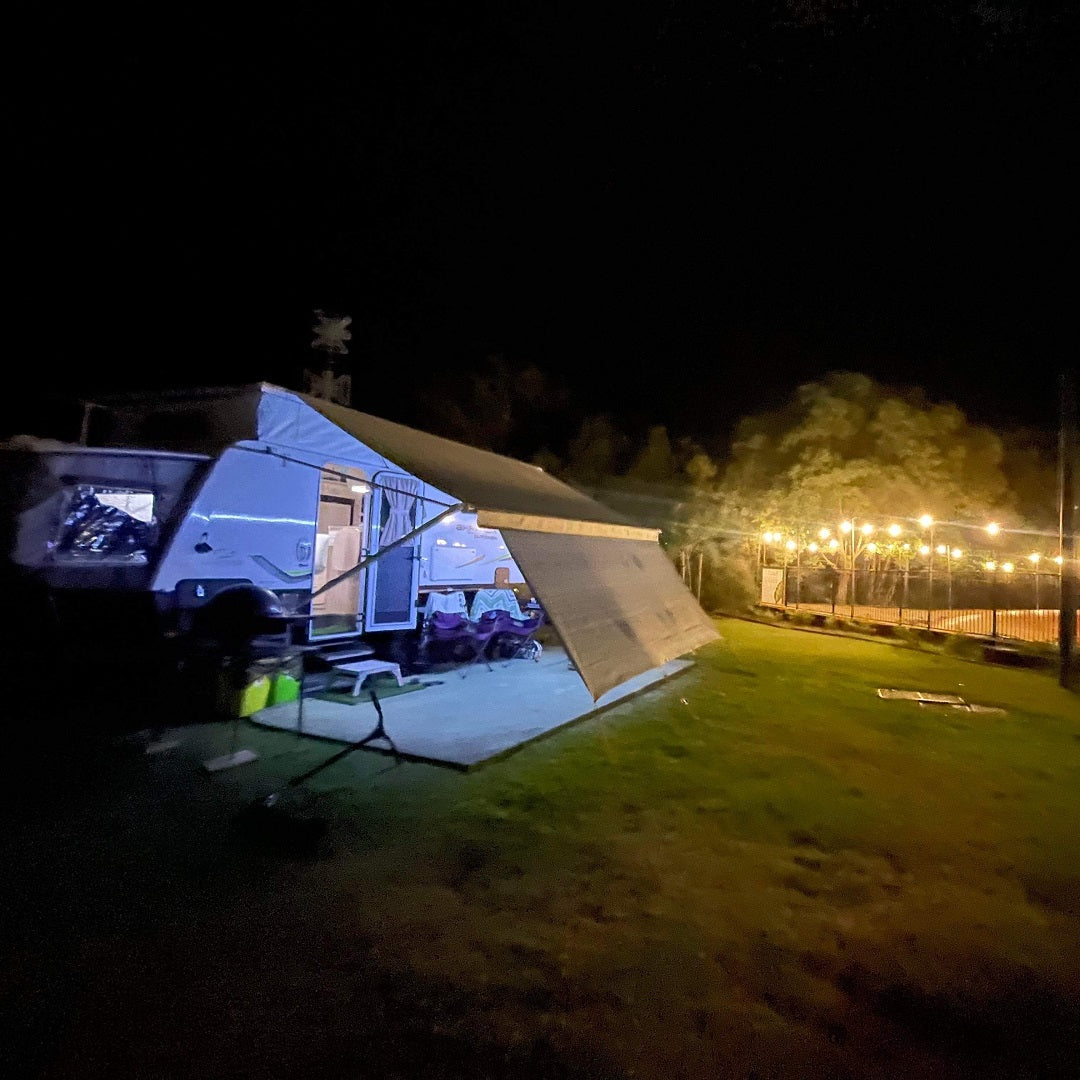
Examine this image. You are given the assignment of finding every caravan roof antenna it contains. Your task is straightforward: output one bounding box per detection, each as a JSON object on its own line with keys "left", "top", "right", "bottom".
{"left": 78, "top": 400, "right": 104, "bottom": 445}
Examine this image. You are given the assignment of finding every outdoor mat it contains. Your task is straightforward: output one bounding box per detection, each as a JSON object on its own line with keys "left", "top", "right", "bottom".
{"left": 314, "top": 677, "right": 438, "bottom": 705}
{"left": 877, "top": 689, "right": 966, "bottom": 704}
{"left": 877, "top": 688, "right": 1006, "bottom": 715}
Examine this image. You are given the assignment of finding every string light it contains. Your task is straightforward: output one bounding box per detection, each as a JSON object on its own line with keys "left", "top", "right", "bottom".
{"left": 758, "top": 518, "right": 1049, "bottom": 567}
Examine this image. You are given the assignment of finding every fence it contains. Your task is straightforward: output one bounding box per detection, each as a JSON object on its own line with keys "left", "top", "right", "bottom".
{"left": 762, "top": 565, "right": 1077, "bottom": 646}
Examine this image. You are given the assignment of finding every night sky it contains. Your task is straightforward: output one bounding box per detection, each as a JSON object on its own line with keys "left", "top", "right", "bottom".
{"left": 8, "top": 4, "right": 1078, "bottom": 449}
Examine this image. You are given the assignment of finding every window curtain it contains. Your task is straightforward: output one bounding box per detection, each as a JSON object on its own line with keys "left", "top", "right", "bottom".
{"left": 380, "top": 477, "right": 419, "bottom": 547}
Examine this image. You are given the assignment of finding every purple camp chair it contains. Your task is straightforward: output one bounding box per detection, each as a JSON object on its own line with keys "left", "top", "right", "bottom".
{"left": 423, "top": 609, "right": 501, "bottom": 674}
{"left": 464, "top": 610, "right": 504, "bottom": 670}
{"left": 427, "top": 610, "right": 469, "bottom": 637}
{"left": 489, "top": 609, "right": 545, "bottom": 662}
{"left": 423, "top": 610, "right": 468, "bottom": 659}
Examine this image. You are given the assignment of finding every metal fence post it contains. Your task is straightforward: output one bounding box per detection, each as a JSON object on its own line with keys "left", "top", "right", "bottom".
{"left": 926, "top": 547, "right": 933, "bottom": 630}
{"left": 849, "top": 530, "right": 856, "bottom": 618}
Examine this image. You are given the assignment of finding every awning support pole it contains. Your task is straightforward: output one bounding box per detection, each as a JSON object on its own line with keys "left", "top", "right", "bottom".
{"left": 312, "top": 502, "right": 465, "bottom": 600}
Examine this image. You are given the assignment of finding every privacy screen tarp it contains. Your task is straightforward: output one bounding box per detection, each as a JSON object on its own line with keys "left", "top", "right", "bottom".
{"left": 498, "top": 529, "right": 720, "bottom": 700}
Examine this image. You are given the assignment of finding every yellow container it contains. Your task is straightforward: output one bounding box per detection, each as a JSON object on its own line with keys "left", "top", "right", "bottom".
{"left": 216, "top": 674, "right": 271, "bottom": 717}
{"left": 237, "top": 675, "right": 271, "bottom": 716}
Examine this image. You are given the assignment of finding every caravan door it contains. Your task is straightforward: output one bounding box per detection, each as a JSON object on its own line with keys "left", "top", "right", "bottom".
{"left": 310, "top": 465, "right": 370, "bottom": 640}
{"left": 363, "top": 472, "right": 422, "bottom": 632}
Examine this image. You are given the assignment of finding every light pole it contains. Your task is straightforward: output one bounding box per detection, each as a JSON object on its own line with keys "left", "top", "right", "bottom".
{"left": 841, "top": 520, "right": 855, "bottom": 617}
{"left": 948, "top": 548, "right": 962, "bottom": 612}
{"left": 985, "top": 523, "right": 1001, "bottom": 638}
{"left": 857, "top": 522, "right": 875, "bottom": 614}
{"left": 784, "top": 537, "right": 799, "bottom": 608}
{"left": 1055, "top": 554, "right": 1064, "bottom": 615}
{"left": 985, "top": 560, "right": 999, "bottom": 638}
{"left": 919, "top": 515, "right": 934, "bottom": 629}
{"left": 826, "top": 533, "right": 840, "bottom": 613}
{"left": 900, "top": 542, "right": 911, "bottom": 620}
{"left": 1058, "top": 368, "right": 1077, "bottom": 688}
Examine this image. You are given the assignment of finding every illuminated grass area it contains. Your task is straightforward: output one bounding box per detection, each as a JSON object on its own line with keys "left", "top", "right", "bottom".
{"left": 6, "top": 617, "right": 1080, "bottom": 1079}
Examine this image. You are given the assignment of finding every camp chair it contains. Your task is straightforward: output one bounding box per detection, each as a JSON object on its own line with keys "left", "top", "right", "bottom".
{"left": 468, "top": 587, "right": 527, "bottom": 622}
{"left": 420, "top": 610, "right": 488, "bottom": 672}
{"left": 460, "top": 610, "right": 503, "bottom": 671}
{"left": 417, "top": 593, "right": 467, "bottom": 665}
{"left": 424, "top": 610, "right": 470, "bottom": 652}
{"left": 489, "top": 609, "right": 545, "bottom": 662}
{"left": 422, "top": 589, "right": 468, "bottom": 619}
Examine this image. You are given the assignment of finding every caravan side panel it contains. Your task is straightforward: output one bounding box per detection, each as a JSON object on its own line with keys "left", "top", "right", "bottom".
{"left": 152, "top": 447, "right": 318, "bottom": 597}
{"left": 416, "top": 509, "right": 525, "bottom": 590}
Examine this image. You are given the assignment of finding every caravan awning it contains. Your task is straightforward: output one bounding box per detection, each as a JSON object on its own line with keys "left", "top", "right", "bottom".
{"left": 300, "top": 395, "right": 636, "bottom": 531}
{"left": 300, "top": 394, "right": 719, "bottom": 699}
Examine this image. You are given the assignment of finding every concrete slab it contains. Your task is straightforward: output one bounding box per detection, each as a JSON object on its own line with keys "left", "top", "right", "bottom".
{"left": 249, "top": 645, "right": 695, "bottom": 768}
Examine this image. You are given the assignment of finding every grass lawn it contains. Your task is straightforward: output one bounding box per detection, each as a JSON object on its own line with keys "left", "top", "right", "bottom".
{"left": 4, "top": 616, "right": 1080, "bottom": 1079}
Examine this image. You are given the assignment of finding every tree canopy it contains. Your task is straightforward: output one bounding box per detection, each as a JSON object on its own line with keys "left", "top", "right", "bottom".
{"left": 718, "top": 371, "right": 1022, "bottom": 532}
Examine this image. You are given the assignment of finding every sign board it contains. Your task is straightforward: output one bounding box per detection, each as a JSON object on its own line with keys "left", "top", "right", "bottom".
{"left": 760, "top": 567, "right": 785, "bottom": 605}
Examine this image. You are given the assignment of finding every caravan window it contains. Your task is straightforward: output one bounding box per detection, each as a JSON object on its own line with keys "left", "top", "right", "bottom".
{"left": 52, "top": 484, "right": 159, "bottom": 565}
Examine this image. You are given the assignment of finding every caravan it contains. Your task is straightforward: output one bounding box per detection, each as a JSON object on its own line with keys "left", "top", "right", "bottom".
{"left": 3, "top": 411, "right": 525, "bottom": 652}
